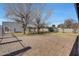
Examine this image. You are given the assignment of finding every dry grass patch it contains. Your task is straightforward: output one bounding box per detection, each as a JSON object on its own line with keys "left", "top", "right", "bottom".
{"left": 18, "top": 32, "right": 78, "bottom": 56}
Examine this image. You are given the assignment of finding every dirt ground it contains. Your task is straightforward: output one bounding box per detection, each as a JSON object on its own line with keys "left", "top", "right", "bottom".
{"left": 0, "top": 32, "right": 78, "bottom": 56}
{"left": 18, "top": 33, "right": 77, "bottom": 56}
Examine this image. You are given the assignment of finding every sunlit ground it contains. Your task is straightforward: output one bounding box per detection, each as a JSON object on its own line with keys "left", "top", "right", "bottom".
{"left": 13, "top": 32, "right": 78, "bottom": 37}
{"left": 14, "top": 32, "right": 78, "bottom": 56}
{"left": 0, "top": 32, "right": 77, "bottom": 56}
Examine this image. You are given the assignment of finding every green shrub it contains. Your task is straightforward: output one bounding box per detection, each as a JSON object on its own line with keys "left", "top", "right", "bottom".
{"left": 48, "top": 27, "right": 54, "bottom": 32}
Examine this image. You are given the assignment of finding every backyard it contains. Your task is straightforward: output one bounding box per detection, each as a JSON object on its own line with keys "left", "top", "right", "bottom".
{"left": 0, "top": 32, "right": 78, "bottom": 56}
{"left": 0, "top": 3, "right": 79, "bottom": 56}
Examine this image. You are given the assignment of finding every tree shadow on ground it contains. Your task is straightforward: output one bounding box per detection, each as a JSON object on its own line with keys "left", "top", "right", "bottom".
{"left": 0, "top": 33, "right": 31, "bottom": 56}
{"left": 3, "top": 46, "right": 31, "bottom": 56}
{"left": 0, "top": 37, "right": 14, "bottom": 39}
{"left": 0, "top": 40, "right": 22, "bottom": 45}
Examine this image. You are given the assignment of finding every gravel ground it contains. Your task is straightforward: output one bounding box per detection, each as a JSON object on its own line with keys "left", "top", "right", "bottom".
{"left": 0, "top": 33, "right": 77, "bottom": 56}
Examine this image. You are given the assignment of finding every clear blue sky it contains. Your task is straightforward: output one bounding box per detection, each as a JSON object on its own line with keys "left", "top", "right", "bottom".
{"left": 0, "top": 3, "right": 78, "bottom": 26}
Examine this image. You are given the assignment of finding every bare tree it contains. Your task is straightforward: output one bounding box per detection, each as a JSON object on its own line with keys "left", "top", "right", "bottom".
{"left": 72, "top": 23, "right": 78, "bottom": 33}
{"left": 5, "top": 3, "right": 32, "bottom": 34}
{"left": 59, "top": 24, "right": 64, "bottom": 33}
{"left": 64, "top": 19, "right": 73, "bottom": 28}
{"left": 31, "top": 8, "right": 52, "bottom": 34}
{"left": 64, "top": 19, "right": 79, "bottom": 33}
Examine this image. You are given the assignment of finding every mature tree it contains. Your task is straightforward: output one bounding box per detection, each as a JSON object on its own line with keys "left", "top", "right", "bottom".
{"left": 57, "top": 24, "right": 61, "bottom": 28}
{"left": 5, "top": 4, "right": 51, "bottom": 34}
{"left": 5, "top": 3, "right": 33, "bottom": 34}
{"left": 48, "top": 27, "right": 54, "bottom": 32}
{"left": 31, "top": 7, "right": 52, "bottom": 34}
{"left": 60, "top": 24, "right": 65, "bottom": 33}
{"left": 64, "top": 19, "right": 73, "bottom": 28}
{"left": 72, "top": 23, "right": 78, "bottom": 33}
{"left": 57, "top": 24, "right": 64, "bottom": 33}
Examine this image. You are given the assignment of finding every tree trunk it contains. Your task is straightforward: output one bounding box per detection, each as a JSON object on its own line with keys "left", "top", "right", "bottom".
{"left": 29, "top": 27, "right": 31, "bottom": 32}
{"left": 33, "top": 28, "right": 36, "bottom": 34}
{"left": 23, "top": 24, "right": 26, "bottom": 35}
{"left": 37, "top": 27, "right": 40, "bottom": 34}
{"left": 62, "top": 28, "right": 64, "bottom": 33}
{"left": 23, "top": 27, "right": 26, "bottom": 34}
{"left": 73, "top": 29, "right": 76, "bottom": 33}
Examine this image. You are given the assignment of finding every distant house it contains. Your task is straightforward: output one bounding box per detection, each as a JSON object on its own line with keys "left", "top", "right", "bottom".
{"left": 2, "top": 22, "right": 49, "bottom": 33}
{"left": 58, "top": 28, "right": 79, "bottom": 33}
{"left": 58, "top": 28, "right": 74, "bottom": 32}
{"left": 2, "top": 22, "right": 23, "bottom": 33}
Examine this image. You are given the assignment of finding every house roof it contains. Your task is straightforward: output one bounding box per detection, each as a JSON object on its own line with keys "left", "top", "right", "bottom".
{"left": 2, "top": 22, "right": 36, "bottom": 28}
